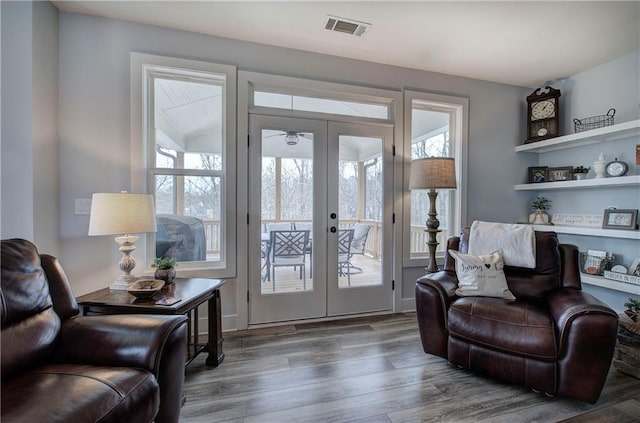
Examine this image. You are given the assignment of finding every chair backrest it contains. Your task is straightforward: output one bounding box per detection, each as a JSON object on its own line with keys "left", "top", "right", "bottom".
{"left": 1, "top": 239, "right": 63, "bottom": 380}
{"left": 447, "top": 229, "right": 578, "bottom": 300}
{"left": 270, "top": 230, "right": 309, "bottom": 260}
{"left": 293, "top": 222, "right": 312, "bottom": 232}
{"left": 338, "top": 229, "right": 354, "bottom": 262}
{"left": 350, "top": 223, "right": 371, "bottom": 254}
{"left": 266, "top": 222, "right": 292, "bottom": 233}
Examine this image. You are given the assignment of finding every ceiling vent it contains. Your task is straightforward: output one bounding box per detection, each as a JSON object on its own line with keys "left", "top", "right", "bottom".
{"left": 324, "top": 15, "right": 371, "bottom": 37}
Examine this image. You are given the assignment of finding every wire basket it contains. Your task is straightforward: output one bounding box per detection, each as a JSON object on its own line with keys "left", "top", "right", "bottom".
{"left": 579, "top": 252, "right": 614, "bottom": 276}
{"left": 573, "top": 108, "right": 615, "bottom": 133}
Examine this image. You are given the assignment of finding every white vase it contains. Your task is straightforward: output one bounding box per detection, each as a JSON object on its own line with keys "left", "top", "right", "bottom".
{"left": 574, "top": 173, "right": 587, "bottom": 180}
{"left": 593, "top": 153, "right": 607, "bottom": 179}
{"left": 529, "top": 209, "right": 549, "bottom": 224}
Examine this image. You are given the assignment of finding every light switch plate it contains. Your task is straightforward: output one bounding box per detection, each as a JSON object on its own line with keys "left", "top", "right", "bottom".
{"left": 75, "top": 198, "right": 91, "bottom": 215}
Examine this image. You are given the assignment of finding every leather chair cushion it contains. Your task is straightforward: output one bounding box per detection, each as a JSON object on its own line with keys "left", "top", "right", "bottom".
{"left": 1, "top": 364, "right": 159, "bottom": 423}
{"left": 448, "top": 297, "right": 557, "bottom": 361}
{"left": 460, "top": 229, "right": 562, "bottom": 299}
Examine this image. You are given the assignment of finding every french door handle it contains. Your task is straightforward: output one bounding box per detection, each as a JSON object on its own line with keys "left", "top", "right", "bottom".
{"left": 330, "top": 226, "right": 337, "bottom": 233}
{"left": 330, "top": 212, "right": 337, "bottom": 220}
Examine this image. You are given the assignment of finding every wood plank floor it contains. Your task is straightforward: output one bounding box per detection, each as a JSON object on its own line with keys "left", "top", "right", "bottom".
{"left": 180, "top": 313, "right": 640, "bottom": 423}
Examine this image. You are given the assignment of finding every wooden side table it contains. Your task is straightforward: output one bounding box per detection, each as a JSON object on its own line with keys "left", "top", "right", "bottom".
{"left": 613, "top": 313, "right": 640, "bottom": 379}
{"left": 77, "top": 278, "right": 226, "bottom": 367}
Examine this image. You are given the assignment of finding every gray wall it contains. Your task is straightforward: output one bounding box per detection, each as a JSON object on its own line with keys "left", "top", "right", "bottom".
{"left": 405, "top": 49, "right": 640, "bottom": 312}
{"left": 1, "top": 1, "right": 59, "bottom": 255}
{"left": 8, "top": 7, "right": 636, "bottom": 325}
{"left": 56, "top": 11, "right": 528, "bottom": 322}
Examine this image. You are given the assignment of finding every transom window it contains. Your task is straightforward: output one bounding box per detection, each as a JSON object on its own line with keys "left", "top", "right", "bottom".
{"left": 254, "top": 91, "right": 390, "bottom": 119}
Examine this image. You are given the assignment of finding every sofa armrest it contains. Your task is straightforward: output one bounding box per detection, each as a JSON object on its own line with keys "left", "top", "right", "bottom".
{"left": 415, "top": 271, "right": 459, "bottom": 358}
{"left": 56, "top": 314, "right": 188, "bottom": 423}
{"left": 546, "top": 288, "right": 618, "bottom": 403}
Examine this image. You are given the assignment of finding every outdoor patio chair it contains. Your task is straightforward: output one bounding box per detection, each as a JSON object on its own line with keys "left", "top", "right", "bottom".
{"left": 347, "top": 223, "right": 371, "bottom": 274}
{"left": 269, "top": 230, "right": 310, "bottom": 291}
{"left": 294, "top": 222, "right": 313, "bottom": 277}
{"left": 266, "top": 222, "right": 292, "bottom": 232}
{"left": 338, "top": 229, "right": 354, "bottom": 286}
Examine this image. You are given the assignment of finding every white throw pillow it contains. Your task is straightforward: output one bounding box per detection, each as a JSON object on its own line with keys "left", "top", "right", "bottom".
{"left": 449, "top": 250, "right": 515, "bottom": 300}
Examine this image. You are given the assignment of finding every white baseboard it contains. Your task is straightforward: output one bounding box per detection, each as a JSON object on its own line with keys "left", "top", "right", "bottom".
{"left": 401, "top": 297, "right": 416, "bottom": 312}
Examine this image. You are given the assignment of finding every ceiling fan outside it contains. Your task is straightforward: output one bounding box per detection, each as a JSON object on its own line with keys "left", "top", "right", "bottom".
{"left": 263, "top": 130, "right": 312, "bottom": 146}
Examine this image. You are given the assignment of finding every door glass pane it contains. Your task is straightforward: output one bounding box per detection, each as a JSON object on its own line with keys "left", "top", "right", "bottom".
{"left": 410, "top": 106, "right": 451, "bottom": 258}
{"left": 338, "top": 136, "right": 382, "bottom": 288}
{"left": 261, "top": 129, "right": 314, "bottom": 294}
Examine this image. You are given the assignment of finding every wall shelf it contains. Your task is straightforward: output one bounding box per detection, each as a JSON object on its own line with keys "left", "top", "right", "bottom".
{"left": 515, "top": 119, "right": 640, "bottom": 153}
{"left": 514, "top": 175, "right": 640, "bottom": 191}
{"left": 531, "top": 224, "right": 640, "bottom": 240}
{"left": 581, "top": 274, "right": 640, "bottom": 295}
{"left": 515, "top": 119, "right": 640, "bottom": 295}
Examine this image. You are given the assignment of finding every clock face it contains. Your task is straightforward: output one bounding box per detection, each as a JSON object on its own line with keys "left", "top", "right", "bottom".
{"left": 605, "top": 160, "right": 628, "bottom": 177}
{"left": 531, "top": 100, "right": 555, "bottom": 120}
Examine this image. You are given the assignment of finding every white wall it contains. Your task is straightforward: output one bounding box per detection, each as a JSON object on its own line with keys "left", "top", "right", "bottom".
{"left": 1, "top": 1, "right": 59, "bottom": 255}
{"left": 57, "top": 12, "right": 528, "bottom": 327}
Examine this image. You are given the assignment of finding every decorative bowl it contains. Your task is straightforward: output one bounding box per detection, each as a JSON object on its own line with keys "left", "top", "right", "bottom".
{"left": 127, "top": 279, "right": 165, "bottom": 299}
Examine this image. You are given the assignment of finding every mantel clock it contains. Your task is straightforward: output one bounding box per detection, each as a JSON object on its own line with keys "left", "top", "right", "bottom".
{"left": 525, "top": 86, "right": 560, "bottom": 144}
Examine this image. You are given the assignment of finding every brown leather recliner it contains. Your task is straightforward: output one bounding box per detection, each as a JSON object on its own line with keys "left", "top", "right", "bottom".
{"left": 1, "top": 239, "right": 189, "bottom": 423}
{"left": 415, "top": 230, "right": 618, "bottom": 403}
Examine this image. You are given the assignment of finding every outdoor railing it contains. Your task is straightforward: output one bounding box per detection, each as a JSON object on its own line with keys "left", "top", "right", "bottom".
{"left": 200, "top": 219, "right": 450, "bottom": 260}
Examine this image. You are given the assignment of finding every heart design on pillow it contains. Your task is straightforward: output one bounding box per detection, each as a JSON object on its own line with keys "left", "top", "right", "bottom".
{"left": 449, "top": 250, "right": 515, "bottom": 300}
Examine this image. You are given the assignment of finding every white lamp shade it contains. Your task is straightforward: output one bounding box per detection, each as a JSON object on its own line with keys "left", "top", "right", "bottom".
{"left": 409, "top": 157, "right": 457, "bottom": 190}
{"left": 88, "top": 192, "right": 157, "bottom": 236}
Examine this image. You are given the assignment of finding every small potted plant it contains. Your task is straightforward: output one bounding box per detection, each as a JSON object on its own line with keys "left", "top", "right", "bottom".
{"left": 529, "top": 196, "right": 551, "bottom": 225}
{"left": 624, "top": 298, "right": 640, "bottom": 322}
{"left": 152, "top": 257, "right": 177, "bottom": 285}
{"left": 573, "top": 165, "right": 590, "bottom": 180}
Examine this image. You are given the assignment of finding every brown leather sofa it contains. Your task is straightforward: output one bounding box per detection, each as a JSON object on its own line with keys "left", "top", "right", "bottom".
{"left": 1, "top": 239, "right": 188, "bottom": 423}
{"left": 415, "top": 230, "right": 618, "bottom": 403}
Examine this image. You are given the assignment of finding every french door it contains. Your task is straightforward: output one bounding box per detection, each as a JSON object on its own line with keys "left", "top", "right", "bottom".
{"left": 248, "top": 115, "right": 394, "bottom": 324}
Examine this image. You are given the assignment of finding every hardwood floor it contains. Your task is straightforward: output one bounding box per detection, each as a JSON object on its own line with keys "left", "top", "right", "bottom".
{"left": 180, "top": 313, "right": 640, "bottom": 423}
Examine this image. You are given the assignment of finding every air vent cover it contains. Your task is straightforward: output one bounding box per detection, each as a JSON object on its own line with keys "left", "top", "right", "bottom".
{"left": 324, "top": 15, "right": 371, "bottom": 37}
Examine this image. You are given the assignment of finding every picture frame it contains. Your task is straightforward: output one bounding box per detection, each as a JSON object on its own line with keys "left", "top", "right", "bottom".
{"left": 547, "top": 166, "right": 573, "bottom": 182}
{"left": 630, "top": 258, "right": 640, "bottom": 277}
{"left": 602, "top": 208, "right": 638, "bottom": 230}
{"left": 528, "top": 166, "right": 548, "bottom": 183}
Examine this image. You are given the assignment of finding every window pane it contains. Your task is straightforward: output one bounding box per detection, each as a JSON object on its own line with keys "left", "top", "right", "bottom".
{"left": 338, "top": 160, "right": 358, "bottom": 219}
{"left": 154, "top": 77, "right": 223, "bottom": 170}
{"left": 281, "top": 158, "right": 313, "bottom": 220}
{"left": 154, "top": 174, "right": 221, "bottom": 263}
{"left": 410, "top": 105, "right": 451, "bottom": 257}
{"left": 255, "top": 90, "right": 388, "bottom": 119}
{"left": 364, "top": 158, "right": 382, "bottom": 221}
{"left": 261, "top": 157, "right": 276, "bottom": 220}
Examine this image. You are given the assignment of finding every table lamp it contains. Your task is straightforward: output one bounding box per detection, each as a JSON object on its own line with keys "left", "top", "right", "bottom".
{"left": 88, "top": 191, "right": 157, "bottom": 290}
{"left": 409, "top": 157, "right": 457, "bottom": 273}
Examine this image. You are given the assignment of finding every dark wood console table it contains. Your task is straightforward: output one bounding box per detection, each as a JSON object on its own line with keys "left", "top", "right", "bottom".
{"left": 77, "top": 277, "right": 226, "bottom": 367}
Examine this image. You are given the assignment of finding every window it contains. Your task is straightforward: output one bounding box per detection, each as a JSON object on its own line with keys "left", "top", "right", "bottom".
{"left": 254, "top": 91, "right": 389, "bottom": 119}
{"left": 404, "top": 92, "right": 468, "bottom": 265}
{"left": 131, "top": 53, "right": 236, "bottom": 275}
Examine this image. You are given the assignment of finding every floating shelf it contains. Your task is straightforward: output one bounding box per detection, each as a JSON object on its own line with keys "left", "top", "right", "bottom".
{"left": 531, "top": 224, "right": 640, "bottom": 240}
{"left": 514, "top": 175, "right": 640, "bottom": 191}
{"left": 515, "top": 119, "right": 640, "bottom": 153}
{"left": 581, "top": 274, "right": 640, "bottom": 295}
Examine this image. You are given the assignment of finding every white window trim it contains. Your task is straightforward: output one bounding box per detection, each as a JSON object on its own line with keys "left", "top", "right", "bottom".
{"left": 402, "top": 91, "right": 468, "bottom": 268}
{"left": 130, "top": 52, "right": 237, "bottom": 278}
